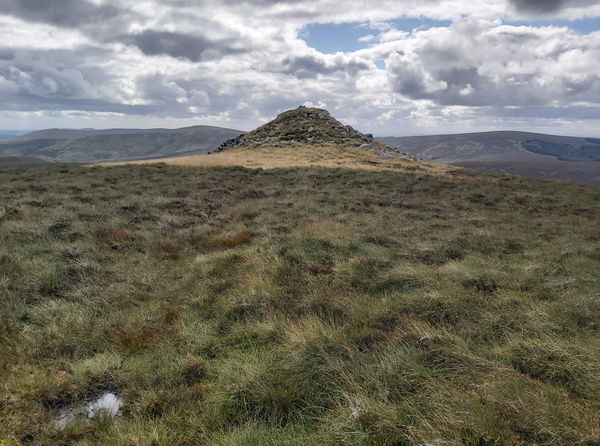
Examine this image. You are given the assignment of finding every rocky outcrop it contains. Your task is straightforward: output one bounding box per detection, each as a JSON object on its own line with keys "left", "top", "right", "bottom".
{"left": 214, "top": 106, "right": 380, "bottom": 153}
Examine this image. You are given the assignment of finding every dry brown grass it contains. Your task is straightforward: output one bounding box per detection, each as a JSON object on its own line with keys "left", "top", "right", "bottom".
{"left": 150, "top": 238, "right": 184, "bottom": 259}
{"left": 119, "top": 307, "right": 181, "bottom": 351}
{"left": 98, "top": 228, "right": 135, "bottom": 244}
{"left": 148, "top": 232, "right": 252, "bottom": 260}
{"left": 235, "top": 209, "right": 261, "bottom": 221}
{"left": 118, "top": 323, "right": 168, "bottom": 351}
{"left": 206, "top": 231, "right": 252, "bottom": 249}
{"left": 104, "top": 143, "right": 452, "bottom": 176}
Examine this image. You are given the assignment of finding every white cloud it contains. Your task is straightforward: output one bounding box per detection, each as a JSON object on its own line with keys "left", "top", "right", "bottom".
{"left": 383, "top": 20, "right": 600, "bottom": 108}
{"left": 303, "top": 101, "right": 328, "bottom": 109}
{"left": 0, "top": 0, "right": 599, "bottom": 136}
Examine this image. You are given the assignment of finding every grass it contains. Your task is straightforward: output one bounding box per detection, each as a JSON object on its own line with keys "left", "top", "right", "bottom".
{"left": 0, "top": 159, "right": 599, "bottom": 445}
{"left": 107, "top": 142, "right": 447, "bottom": 175}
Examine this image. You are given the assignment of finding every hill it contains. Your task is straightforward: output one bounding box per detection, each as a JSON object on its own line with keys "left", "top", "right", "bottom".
{"left": 379, "top": 131, "right": 600, "bottom": 185}
{"left": 1, "top": 108, "right": 599, "bottom": 445}
{"left": 0, "top": 156, "right": 55, "bottom": 167}
{"left": 0, "top": 125, "right": 244, "bottom": 164}
{"left": 0, "top": 131, "right": 29, "bottom": 140}
{"left": 214, "top": 106, "right": 385, "bottom": 152}
{"left": 115, "top": 106, "right": 415, "bottom": 170}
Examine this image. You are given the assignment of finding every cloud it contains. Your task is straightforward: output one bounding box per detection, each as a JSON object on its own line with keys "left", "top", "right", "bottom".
{"left": 136, "top": 74, "right": 188, "bottom": 103}
{"left": 282, "top": 54, "right": 371, "bottom": 78}
{"left": 1, "top": 61, "right": 98, "bottom": 98}
{"left": 509, "top": 0, "right": 566, "bottom": 13}
{"left": 507, "top": 0, "right": 596, "bottom": 14}
{"left": 0, "top": 0, "right": 121, "bottom": 27}
{"left": 386, "top": 20, "right": 600, "bottom": 108}
{"left": 1, "top": 0, "right": 600, "bottom": 135}
{"left": 0, "top": 49, "right": 15, "bottom": 60}
{"left": 118, "top": 30, "right": 245, "bottom": 62}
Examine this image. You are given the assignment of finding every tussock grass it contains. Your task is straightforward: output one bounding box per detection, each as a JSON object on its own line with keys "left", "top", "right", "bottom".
{"left": 0, "top": 162, "right": 599, "bottom": 445}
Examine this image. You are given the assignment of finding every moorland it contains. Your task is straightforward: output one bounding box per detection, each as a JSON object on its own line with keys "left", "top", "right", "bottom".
{"left": 1, "top": 107, "right": 599, "bottom": 445}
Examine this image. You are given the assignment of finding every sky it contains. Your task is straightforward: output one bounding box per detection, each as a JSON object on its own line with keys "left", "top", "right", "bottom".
{"left": 1, "top": 0, "right": 600, "bottom": 136}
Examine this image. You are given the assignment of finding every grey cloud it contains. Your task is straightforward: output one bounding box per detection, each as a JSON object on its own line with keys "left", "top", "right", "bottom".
{"left": 389, "top": 62, "right": 543, "bottom": 107}
{"left": 136, "top": 74, "right": 188, "bottom": 103}
{"left": 118, "top": 30, "right": 245, "bottom": 62}
{"left": 0, "top": 0, "right": 121, "bottom": 27}
{"left": 0, "top": 92, "right": 163, "bottom": 115}
{"left": 282, "top": 55, "right": 370, "bottom": 79}
{"left": 492, "top": 104, "right": 600, "bottom": 119}
{"left": 508, "top": 0, "right": 597, "bottom": 13}
{"left": 509, "top": 0, "right": 566, "bottom": 13}
{"left": 1, "top": 46, "right": 120, "bottom": 90}
{"left": 0, "top": 61, "right": 182, "bottom": 116}
{"left": 1, "top": 61, "right": 97, "bottom": 98}
{"left": 0, "top": 49, "right": 15, "bottom": 60}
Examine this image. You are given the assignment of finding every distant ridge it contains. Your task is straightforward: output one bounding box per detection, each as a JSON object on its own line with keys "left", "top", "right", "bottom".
{"left": 0, "top": 131, "right": 29, "bottom": 140}
{"left": 379, "top": 131, "right": 600, "bottom": 185}
{"left": 0, "top": 125, "right": 244, "bottom": 164}
{"left": 0, "top": 156, "right": 55, "bottom": 167}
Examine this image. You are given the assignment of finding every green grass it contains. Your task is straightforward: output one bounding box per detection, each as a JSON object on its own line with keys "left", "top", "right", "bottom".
{"left": 0, "top": 163, "right": 599, "bottom": 445}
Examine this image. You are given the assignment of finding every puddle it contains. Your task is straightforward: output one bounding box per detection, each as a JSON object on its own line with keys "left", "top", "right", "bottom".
{"left": 56, "top": 391, "right": 122, "bottom": 429}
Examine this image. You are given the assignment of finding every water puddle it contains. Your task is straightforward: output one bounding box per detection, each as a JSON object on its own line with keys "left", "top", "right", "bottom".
{"left": 56, "top": 391, "right": 122, "bottom": 428}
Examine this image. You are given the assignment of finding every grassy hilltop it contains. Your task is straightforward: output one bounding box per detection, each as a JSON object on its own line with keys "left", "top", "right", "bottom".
{"left": 1, "top": 108, "right": 599, "bottom": 445}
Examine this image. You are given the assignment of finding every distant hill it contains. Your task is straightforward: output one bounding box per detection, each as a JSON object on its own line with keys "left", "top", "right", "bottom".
{"left": 0, "top": 156, "right": 55, "bottom": 167}
{"left": 378, "top": 131, "right": 600, "bottom": 185}
{"left": 0, "top": 126, "right": 244, "bottom": 163}
{"left": 0, "top": 131, "right": 29, "bottom": 140}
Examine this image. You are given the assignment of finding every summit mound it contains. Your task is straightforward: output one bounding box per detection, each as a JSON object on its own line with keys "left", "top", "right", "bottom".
{"left": 112, "top": 107, "right": 427, "bottom": 171}
{"left": 215, "top": 106, "right": 401, "bottom": 157}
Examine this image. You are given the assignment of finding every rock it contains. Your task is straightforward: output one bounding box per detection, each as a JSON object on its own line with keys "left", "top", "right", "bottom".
{"left": 56, "top": 391, "right": 123, "bottom": 429}
{"left": 359, "top": 143, "right": 373, "bottom": 149}
{"left": 214, "top": 106, "right": 392, "bottom": 153}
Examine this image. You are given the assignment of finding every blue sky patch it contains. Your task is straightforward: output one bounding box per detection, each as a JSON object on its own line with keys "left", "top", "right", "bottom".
{"left": 300, "top": 22, "right": 373, "bottom": 53}
{"left": 388, "top": 17, "right": 452, "bottom": 32}
{"left": 374, "top": 60, "right": 386, "bottom": 70}
{"left": 301, "top": 17, "right": 599, "bottom": 55}
{"left": 300, "top": 18, "right": 452, "bottom": 54}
